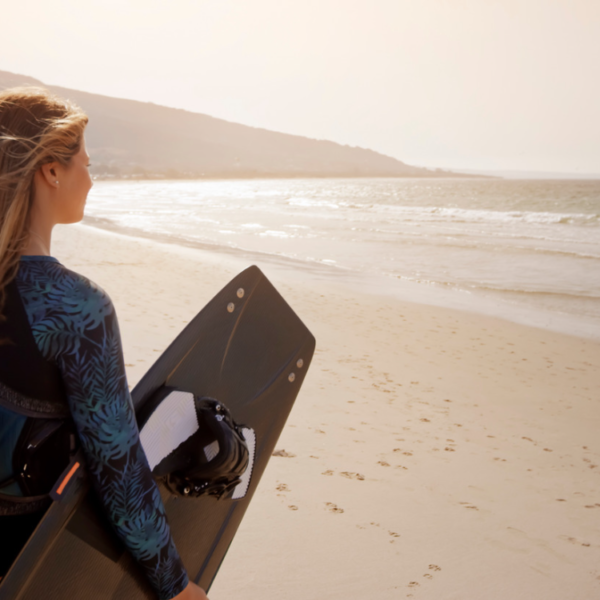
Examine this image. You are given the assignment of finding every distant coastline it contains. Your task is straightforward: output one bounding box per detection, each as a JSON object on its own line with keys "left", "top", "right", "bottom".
{"left": 0, "top": 69, "right": 485, "bottom": 180}
{"left": 449, "top": 168, "right": 600, "bottom": 180}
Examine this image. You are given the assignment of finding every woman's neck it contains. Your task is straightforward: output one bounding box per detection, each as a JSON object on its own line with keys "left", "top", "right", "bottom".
{"left": 22, "top": 220, "right": 53, "bottom": 257}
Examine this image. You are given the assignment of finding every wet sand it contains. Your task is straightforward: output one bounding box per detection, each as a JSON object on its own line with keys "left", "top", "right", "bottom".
{"left": 54, "top": 223, "right": 600, "bottom": 600}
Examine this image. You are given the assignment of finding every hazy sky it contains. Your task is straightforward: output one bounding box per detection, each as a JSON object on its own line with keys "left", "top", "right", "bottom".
{"left": 2, "top": 0, "right": 599, "bottom": 173}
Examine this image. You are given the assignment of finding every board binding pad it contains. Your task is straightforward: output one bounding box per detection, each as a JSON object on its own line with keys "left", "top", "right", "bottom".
{"left": 138, "top": 387, "right": 256, "bottom": 500}
{"left": 0, "top": 265, "right": 315, "bottom": 600}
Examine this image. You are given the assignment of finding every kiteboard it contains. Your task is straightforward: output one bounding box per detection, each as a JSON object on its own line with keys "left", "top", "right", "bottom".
{"left": 0, "top": 265, "right": 315, "bottom": 599}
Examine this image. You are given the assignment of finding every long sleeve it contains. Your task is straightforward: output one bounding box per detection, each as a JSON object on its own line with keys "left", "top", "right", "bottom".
{"left": 16, "top": 257, "right": 188, "bottom": 600}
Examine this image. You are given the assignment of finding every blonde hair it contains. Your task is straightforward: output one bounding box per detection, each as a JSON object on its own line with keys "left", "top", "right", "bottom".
{"left": 0, "top": 86, "right": 88, "bottom": 315}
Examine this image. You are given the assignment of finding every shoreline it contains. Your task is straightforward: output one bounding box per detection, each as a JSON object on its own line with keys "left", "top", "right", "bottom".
{"left": 89, "top": 173, "right": 495, "bottom": 182}
{"left": 79, "top": 217, "right": 600, "bottom": 343}
{"left": 51, "top": 223, "right": 600, "bottom": 599}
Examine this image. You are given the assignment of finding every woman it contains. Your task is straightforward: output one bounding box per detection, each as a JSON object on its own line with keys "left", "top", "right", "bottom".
{"left": 0, "top": 87, "right": 208, "bottom": 600}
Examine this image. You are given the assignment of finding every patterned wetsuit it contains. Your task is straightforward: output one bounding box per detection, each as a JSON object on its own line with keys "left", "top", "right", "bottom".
{"left": 0, "top": 256, "right": 188, "bottom": 599}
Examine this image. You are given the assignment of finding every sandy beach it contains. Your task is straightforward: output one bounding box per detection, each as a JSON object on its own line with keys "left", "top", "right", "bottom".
{"left": 53, "top": 223, "right": 600, "bottom": 600}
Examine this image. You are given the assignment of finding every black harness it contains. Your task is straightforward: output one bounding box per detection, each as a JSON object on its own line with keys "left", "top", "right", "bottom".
{"left": 0, "top": 280, "right": 75, "bottom": 515}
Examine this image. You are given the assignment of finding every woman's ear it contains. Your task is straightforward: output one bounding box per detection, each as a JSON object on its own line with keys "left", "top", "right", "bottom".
{"left": 39, "top": 162, "right": 60, "bottom": 187}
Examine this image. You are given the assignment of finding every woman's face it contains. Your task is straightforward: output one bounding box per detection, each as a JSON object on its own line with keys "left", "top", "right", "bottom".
{"left": 55, "top": 137, "right": 93, "bottom": 224}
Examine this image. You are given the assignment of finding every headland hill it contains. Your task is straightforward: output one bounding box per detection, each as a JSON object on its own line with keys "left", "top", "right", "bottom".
{"left": 1, "top": 69, "right": 478, "bottom": 180}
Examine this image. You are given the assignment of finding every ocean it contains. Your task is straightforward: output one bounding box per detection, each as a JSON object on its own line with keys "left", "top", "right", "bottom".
{"left": 83, "top": 178, "right": 600, "bottom": 340}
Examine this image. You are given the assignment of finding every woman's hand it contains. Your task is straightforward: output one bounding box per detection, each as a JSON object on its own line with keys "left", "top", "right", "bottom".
{"left": 171, "top": 580, "right": 209, "bottom": 600}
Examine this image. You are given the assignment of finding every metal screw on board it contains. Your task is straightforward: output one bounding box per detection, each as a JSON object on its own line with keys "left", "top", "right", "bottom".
{"left": 237, "top": 288, "right": 245, "bottom": 298}
{"left": 227, "top": 302, "right": 235, "bottom": 313}
{"left": 288, "top": 372, "right": 296, "bottom": 382}
{"left": 296, "top": 358, "right": 304, "bottom": 368}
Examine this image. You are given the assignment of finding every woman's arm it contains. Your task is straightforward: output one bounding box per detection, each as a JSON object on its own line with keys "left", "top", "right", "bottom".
{"left": 17, "top": 261, "right": 191, "bottom": 600}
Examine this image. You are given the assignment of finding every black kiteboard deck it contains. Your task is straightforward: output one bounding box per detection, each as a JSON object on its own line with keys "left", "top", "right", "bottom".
{"left": 0, "top": 265, "right": 315, "bottom": 599}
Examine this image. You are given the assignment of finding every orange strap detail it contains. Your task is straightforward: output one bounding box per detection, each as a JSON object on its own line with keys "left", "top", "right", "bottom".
{"left": 55, "top": 462, "right": 80, "bottom": 496}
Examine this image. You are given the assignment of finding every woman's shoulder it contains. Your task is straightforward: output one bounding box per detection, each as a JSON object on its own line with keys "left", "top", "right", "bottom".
{"left": 17, "top": 256, "right": 115, "bottom": 325}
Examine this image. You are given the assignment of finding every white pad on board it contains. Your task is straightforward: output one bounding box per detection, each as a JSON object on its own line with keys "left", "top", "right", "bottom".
{"left": 140, "top": 390, "right": 199, "bottom": 471}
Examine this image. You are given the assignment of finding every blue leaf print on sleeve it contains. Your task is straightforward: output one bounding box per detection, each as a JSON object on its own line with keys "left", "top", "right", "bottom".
{"left": 16, "top": 259, "right": 189, "bottom": 600}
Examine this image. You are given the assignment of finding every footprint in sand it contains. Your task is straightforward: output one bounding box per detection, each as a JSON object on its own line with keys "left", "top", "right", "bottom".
{"left": 288, "top": 505, "right": 298, "bottom": 511}
{"left": 325, "top": 502, "right": 344, "bottom": 514}
{"left": 272, "top": 449, "right": 296, "bottom": 457}
{"left": 321, "top": 470, "right": 334, "bottom": 476}
{"left": 276, "top": 483, "right": 289, "bottom": 492}
{"left": 378, "top": 461, "right": 391, "bottom": 467}
{"left": 408, "top": 582, "right": 420, "bottom": 588}
{"left": 429, "top": 564, "right": 441, "bottom": 571}
{"left": 340, "top": 471, "right": 365, "bottom": 480}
